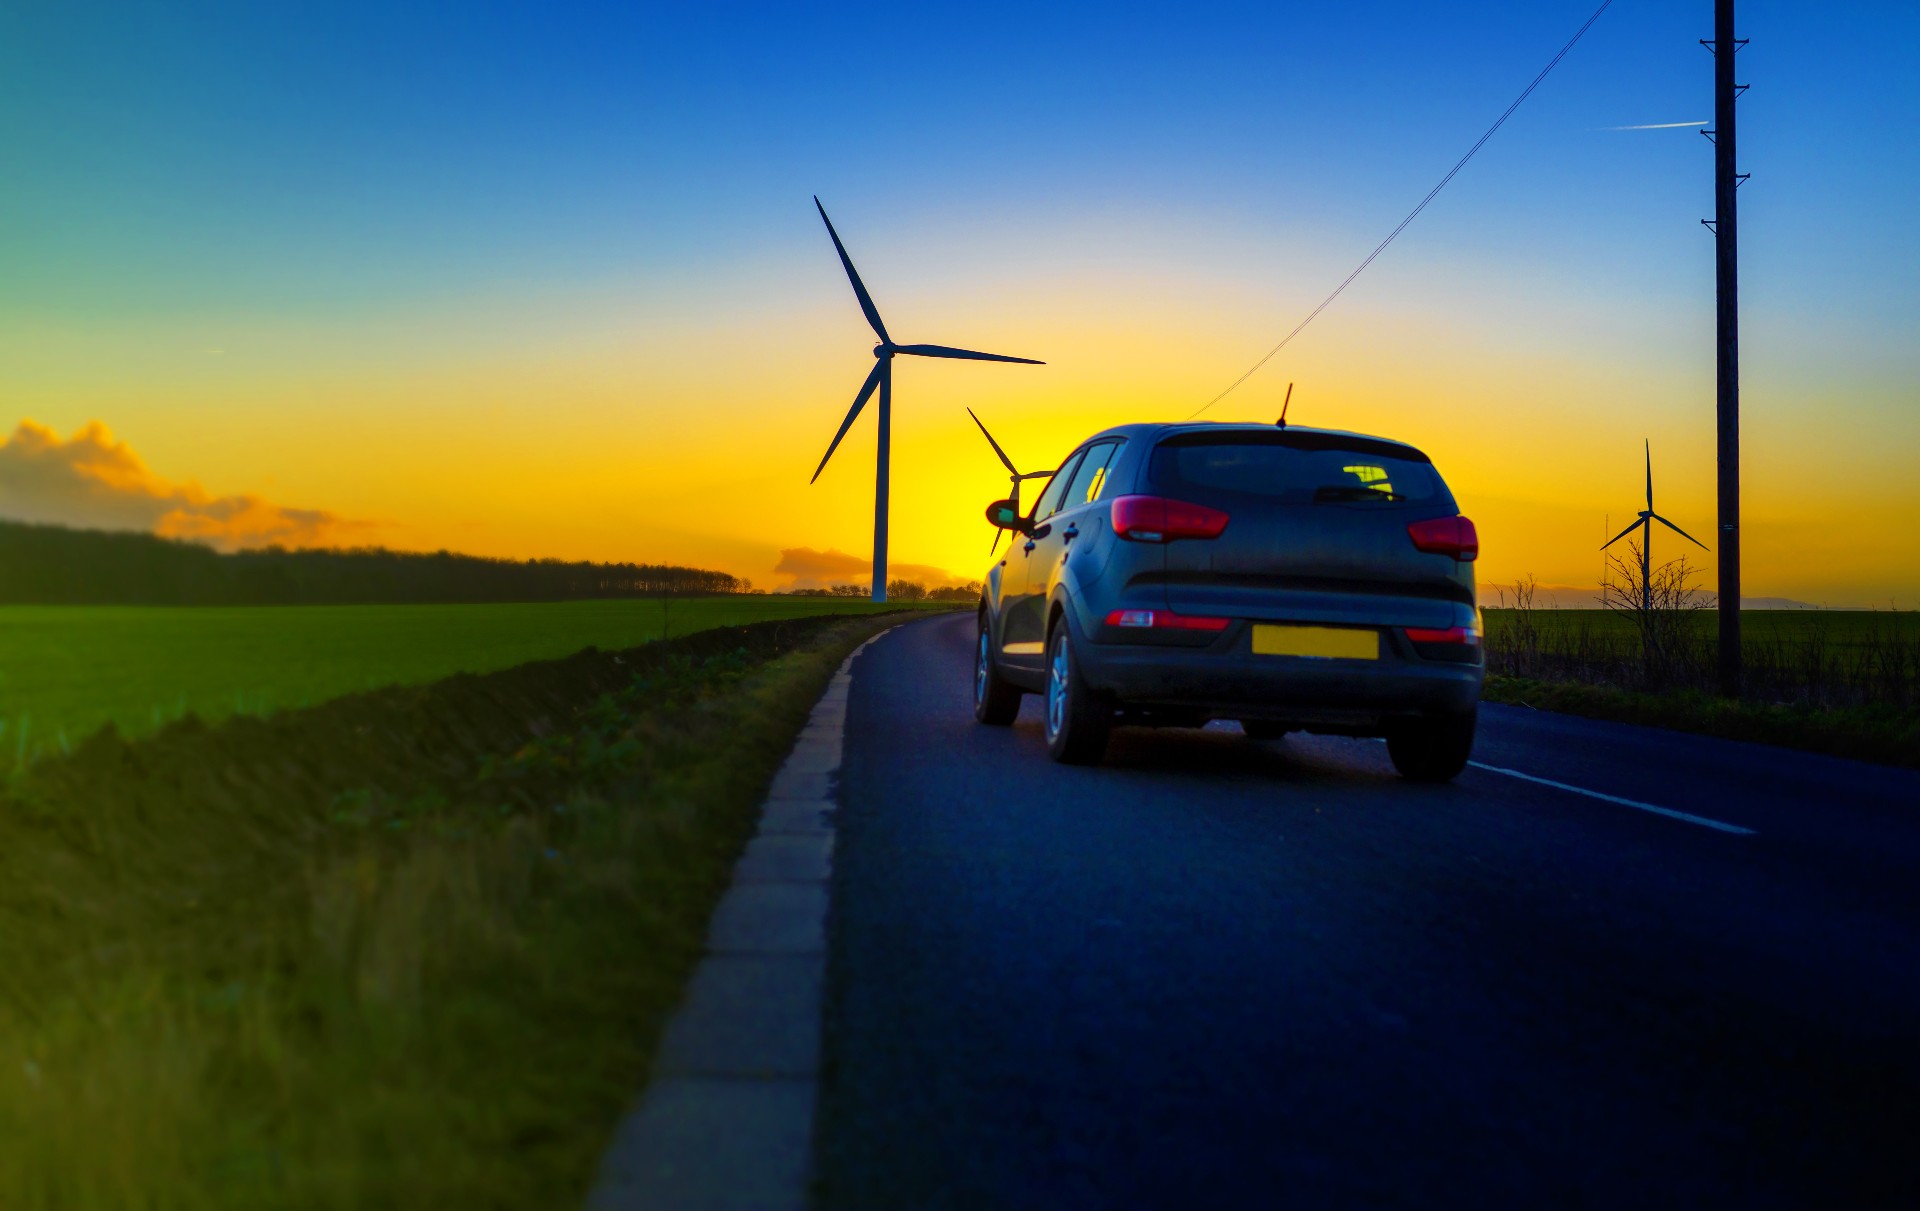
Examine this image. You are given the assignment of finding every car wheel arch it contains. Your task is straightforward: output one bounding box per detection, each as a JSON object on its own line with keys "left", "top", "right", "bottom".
{"left": 983, "top": 594, "right": 1010, "bottom": 640}
{"left": 1045, "top": 597, "right": 1068, "bottom": 642}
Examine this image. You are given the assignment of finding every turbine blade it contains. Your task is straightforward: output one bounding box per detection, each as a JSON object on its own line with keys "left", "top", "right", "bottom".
{"left": 967, "top": 408, "right": 1020, "bottom": 475}
{"left": 1652, "top": 513, "right": 1708, "bottom": 549}
{"left": 1601, "top": 516, "right": 1645, "bottom": 550}
{"left": 814, "top": 197, "right": 890, "bottom": 345}
{"left": 1645, "top": 439, "right": 1653, "bottom": 511}
{"left": 895, "top": 343, "right": 1044, "bottom": 365}
{"left": 990, "top": 528, "right": 1003, "bottom": 556}
{"left": 810, "top": 361, "right": 884, "bottom": 484}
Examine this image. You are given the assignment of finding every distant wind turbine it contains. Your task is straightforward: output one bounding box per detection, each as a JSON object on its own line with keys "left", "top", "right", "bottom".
{"left": 808, "top": 198, "right": 1044, "bottom": 602}
{"left": 1601, "top": 440, "right": 1708, "bottom": 611}
{"left": 967, "top": 408, "right": 1055, "bottom": 554}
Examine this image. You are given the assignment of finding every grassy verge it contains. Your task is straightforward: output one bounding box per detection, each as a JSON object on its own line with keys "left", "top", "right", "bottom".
{"left": 0, "top": 597, "right": 948, "bottom": 767}
{"left": 1483, "top": 607, "right": 1920, "bottom": 650}
{"left": 0, "top": 610, "right": 921, "bottom": 1209}
{"left": 1483, "top": 675, "right": 1920, "bottom": 770}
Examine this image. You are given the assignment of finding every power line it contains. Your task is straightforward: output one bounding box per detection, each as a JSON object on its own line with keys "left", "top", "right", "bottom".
{"left": 1189, "top": 0, "right": 1615, "bottom": 420}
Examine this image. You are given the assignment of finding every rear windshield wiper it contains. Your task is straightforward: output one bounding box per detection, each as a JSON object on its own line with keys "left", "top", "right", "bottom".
{"left": 1313, "top": 485, "right": 1405, "bottom": 502}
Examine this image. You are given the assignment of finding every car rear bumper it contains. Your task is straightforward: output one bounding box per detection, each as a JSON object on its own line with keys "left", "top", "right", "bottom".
{"left": 1076, "top": 622, "right": 1481, "bottom": 728}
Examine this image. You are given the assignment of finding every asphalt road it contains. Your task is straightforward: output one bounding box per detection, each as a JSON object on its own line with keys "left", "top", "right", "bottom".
{"left": 814, "top": 613, "right": 1920, "bottom": 1210}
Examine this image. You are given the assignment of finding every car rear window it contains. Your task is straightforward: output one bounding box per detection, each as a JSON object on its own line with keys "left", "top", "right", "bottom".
{"left": 1148, "top": 431, "right": 1447, "bottom": 505}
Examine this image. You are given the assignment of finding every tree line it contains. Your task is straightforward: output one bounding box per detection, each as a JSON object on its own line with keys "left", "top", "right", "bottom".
{"left": 784, "top": 580, "right": 983, "bottom": 602}
{"left": 0, "top": 520, "right": 752, "bottom": 605}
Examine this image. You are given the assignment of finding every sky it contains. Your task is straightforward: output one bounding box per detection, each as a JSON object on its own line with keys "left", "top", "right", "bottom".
{"left": 2, "top": 1, "right": 1916, "bottom": 603}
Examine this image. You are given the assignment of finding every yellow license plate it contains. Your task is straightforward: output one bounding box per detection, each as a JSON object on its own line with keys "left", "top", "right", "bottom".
{"left": 1251, "top": 624, "right": 1379, "bottom": 660}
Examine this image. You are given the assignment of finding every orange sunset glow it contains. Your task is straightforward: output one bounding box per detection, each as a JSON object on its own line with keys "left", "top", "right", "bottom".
{"left": 9, "top": 250, "right": 1913, "bottom": 605}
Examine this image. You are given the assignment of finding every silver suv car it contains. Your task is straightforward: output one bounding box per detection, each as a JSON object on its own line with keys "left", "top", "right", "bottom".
{"left": 974, "top": 422, "right": 1482, "bottom": 778}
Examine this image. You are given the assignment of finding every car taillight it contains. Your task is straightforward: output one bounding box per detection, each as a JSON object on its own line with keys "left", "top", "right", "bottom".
{"left": 1404, "top": 626, "right": 1478, "bottom": 646}
{"left": 1109, "top": 495, "right": 1230, "bottom": 542}
{"left": 1104, "top": 609, "right": 1231, "bottom": 632}
{"left": 1405, "top": 616, "right": 1481, "bottom": 663}
{"left": 1407, "top": 515, "right": 1478, "bottom": 561}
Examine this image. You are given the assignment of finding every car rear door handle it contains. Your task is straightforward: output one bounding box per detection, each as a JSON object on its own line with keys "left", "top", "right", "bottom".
{"left": 1062, "top": 524, "right": 1079, "bottom": 543}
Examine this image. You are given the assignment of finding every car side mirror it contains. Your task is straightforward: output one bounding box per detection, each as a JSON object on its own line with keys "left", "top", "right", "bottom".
{"left": 985, "top": 499, "right": 1030, "bottom": 534}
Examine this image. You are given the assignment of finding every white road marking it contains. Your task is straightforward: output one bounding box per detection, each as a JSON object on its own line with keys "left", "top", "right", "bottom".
{"left": 1468, "top": 761, "right": 1757, "bottom": 836}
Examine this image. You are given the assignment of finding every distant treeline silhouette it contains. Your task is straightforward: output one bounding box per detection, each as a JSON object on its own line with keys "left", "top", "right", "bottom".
{"left": 0, "top": 520, "right": 751, "bottom": 605}
{"left": 784, "top": 580, "right": 982, "bottom": 602}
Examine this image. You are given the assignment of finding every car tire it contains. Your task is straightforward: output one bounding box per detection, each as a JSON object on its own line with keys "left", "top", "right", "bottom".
{"left": 1240, "top": 720, "right": 1292, "bottom": 741}
{"left": 974, "top": 614, "right": 1022, "bottom": 726}
{"left": 1044, "top": 619, "right": 1111, "bottom": 764}
{"left": 1386, "top": 708, "right": 1476, "bottom": 782}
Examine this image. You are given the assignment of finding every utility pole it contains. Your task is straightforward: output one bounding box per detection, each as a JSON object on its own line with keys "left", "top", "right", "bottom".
{"left": 1704, "top": 0, "right": 1746, "bottom": 696}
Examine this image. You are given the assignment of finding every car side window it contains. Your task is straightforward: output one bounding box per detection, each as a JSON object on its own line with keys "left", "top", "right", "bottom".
{"left": 1029, "top": 450, "right": 1085, "bottom": 522}
{"left": 1060, "top": 441, "right": 1123, "bottom": 511}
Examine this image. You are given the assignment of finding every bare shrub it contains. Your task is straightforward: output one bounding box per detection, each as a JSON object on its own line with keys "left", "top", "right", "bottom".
{"left": 1599, "top": 543, "right": 1713, "bottom": 690}
{"left": 1493, "top": 575, "right": 1543, "bottom": 679}
{"left": 1485, "top": 568, "right": 1920, "bottom": 712}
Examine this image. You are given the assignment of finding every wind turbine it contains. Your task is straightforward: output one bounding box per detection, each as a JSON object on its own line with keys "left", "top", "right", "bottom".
{"left": 808, "top": 198, "right": 1044, "bottom": 602}
{"left": 967, "top": 408, "right": 1054, "bottom": 554}
{"left": 1601, "top": 440, "right": 1708, "bottom": 612}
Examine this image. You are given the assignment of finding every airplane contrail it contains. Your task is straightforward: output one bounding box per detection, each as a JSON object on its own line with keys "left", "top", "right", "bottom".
{"left": 1602, "top": 120, "right": 1709, "bottom": 130}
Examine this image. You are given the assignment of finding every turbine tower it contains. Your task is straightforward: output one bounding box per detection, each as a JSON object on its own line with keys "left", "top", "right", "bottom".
{"left": 808, "top": 198, "right": 1043, "bottom": 602}
{"left": 1602, "top": 440, "right": 1708, "bottom": 612}
{"left": 967, "top": 408, "right": 1054, "bottom": 554}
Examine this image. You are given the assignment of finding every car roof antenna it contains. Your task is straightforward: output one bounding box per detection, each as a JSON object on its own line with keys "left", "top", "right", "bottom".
{"left": 1275, "top": 382, "right": 1294, "bottom": 429}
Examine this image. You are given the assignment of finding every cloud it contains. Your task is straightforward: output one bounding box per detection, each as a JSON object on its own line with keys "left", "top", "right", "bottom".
{"left": 773, "top": 546, "right": 968, "bottom": 592}
{"left": 1601, "top": 120, "right": 1708, "bottom": 131}
{"left": 0, "top": 419, "right": 381, "bottom": 551}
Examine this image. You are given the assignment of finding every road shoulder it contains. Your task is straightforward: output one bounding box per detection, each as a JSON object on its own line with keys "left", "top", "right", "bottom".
{"left": 587, "top": 625, "right": 899, "bottom": 1211}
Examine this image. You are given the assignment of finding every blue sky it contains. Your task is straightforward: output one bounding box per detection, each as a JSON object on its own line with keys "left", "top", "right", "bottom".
{"left": 8, "top": 1, "right": 1913, "bottom": 316}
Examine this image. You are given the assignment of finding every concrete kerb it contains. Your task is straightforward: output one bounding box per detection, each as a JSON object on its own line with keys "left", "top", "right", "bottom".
{"left": 587, "top": 624, "right": 898, "bottom": 1211}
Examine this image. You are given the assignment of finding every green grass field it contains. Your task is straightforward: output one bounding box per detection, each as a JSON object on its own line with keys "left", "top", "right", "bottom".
{"left": 0, "top": 613, "right": 904, "bottom": 1208}
{"left": 1480, "top": 606, "right": 1919, "bottom": 766}
{"left": 0, "top": 597, "right": 949, "bottom": 767}
{"left": 1482, "top": 607, "right": 1920, "bottom": 660}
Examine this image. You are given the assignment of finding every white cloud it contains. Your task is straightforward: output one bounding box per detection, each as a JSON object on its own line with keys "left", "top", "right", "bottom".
{"left": 0, "top": 419, "right": 381, "bottom": 551}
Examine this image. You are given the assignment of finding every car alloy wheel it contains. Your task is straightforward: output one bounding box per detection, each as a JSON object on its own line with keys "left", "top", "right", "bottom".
{"left": 976, "top": 629, "right": 991, "bottom": 709}
{"left": 1043, "top": 622, "right": 1111, "bottom": 763}
{"left": 974, "top": 615, "right": 1022, "bottom": 726}
{"left": 1046, "top": 632, "right": 1070, "bottom": 742}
